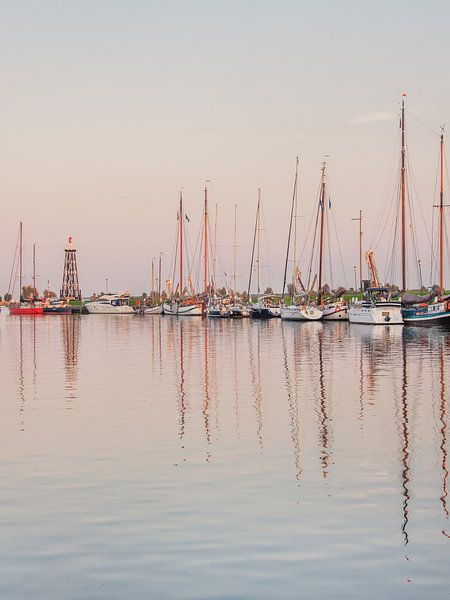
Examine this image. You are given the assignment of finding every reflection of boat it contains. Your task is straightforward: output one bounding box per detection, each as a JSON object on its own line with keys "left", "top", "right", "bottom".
{"left": 349, "top": 287, "right": 403, "bottom": 325}
{"left": 43, "top": 299, "right": 73, "bottom": 314}
{"left": 85, "top": 294, "right": 135, "bottom": 314}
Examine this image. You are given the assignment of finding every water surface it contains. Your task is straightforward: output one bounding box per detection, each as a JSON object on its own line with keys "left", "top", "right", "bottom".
{"left": 1, "top": 315, "right": 449, "bottom": 599}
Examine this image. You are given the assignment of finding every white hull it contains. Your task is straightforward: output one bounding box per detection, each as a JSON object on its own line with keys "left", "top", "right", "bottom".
{"left": 163, "top": 301, "right": 204, "bottom": 316}
{"left": 144, "top": 305, "right": 163, "bottom": 315}
{"left": 322, "top": 303, "right": 348, "bottom": 321}
{"left": 0, "top": 306, "right": 9, "bottom": 316}
{"left": 349, "top": 302, "right": 403, "bottom": 325}
{"left": 280, "top": 305, "right": 323, "bottom": 321}
{"left": 85, "top": 303, "right": 135, "bottom": 314}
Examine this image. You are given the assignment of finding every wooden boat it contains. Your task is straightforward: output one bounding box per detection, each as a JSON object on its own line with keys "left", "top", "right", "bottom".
{"left": 164, "top": 191, "right": 204, "bottom": 316}
{"left": 402, "top": 127, "right": 450, "bottom": 324}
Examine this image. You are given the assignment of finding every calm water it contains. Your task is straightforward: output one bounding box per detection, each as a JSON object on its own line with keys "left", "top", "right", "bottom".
{"left": 1, "top": 315, "right": 449, "bottom": 599}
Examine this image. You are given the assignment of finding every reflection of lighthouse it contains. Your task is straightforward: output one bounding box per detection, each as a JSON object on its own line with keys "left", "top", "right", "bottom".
{"left": 60, "top": 236, "right": 81, "bottom": 300}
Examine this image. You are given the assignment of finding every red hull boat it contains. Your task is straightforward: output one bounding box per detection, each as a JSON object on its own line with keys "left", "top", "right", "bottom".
{"left": 9, "top": 305, "right": 44, "bottom": 315}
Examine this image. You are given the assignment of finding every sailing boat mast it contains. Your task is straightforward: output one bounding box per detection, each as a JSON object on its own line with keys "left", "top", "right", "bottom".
{"left": 158, "top": 253, "right": 162, "bottom": 302}
{"left": 151, "top": 258, "right": 155, "bottom": 305}
{"left": 439, "top": 126, "right": 445, "bottom": 295}
{"left": 318, "top": 162, "right": 326, "bottom": 303}
{"left": 204, "top": 185, "right": 208, "bottom": 296}
{"left": 248, "top": 189, "right": 261, "bottom": 299}
{"left": 233, "top": 204, "right": 237, "bottom": 297}
{"left": 256, "top": 188, "right": 261, "bottom": 294}
{"left": 179, "top": 191, "right": 183, "bottom": 297}
{"left": 401, "top": 96, "right": 407, "bottom": 292}
{"left": 19, "top": 221, "right": 23, "bottom": 301}
{"left": 282, "top": 157, "right": 299, "bottom": 299}
{"left": 32, "top": 243, "right": 36, "bottom": 297}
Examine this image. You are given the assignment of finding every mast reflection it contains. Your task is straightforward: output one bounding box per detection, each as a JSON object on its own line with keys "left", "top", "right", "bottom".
{"left": 281, "top": 322, "right": 302, "bottom": 480}
{"left": 318, "top": 327, "right": 330, "bottom": 478}
{"left": 248, "top": 321, "right": 263, "bottom": 449}
{"left": 400, "top": 336, "right": 410, "bottom": 545}
{"left": 439, "top": 338, "right": 448, "bottom": 517}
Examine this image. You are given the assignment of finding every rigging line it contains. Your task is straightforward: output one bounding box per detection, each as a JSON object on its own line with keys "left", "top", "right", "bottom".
{"left": 331, "top": 208, "right": 348, "bottom": 288}
{"left": 306, "top": 189, "right": 321, "bottom": 291}
{"left": 384, "top": 180, "right": 401, "bottom": 284}
{"left": 405, "top": 108, "right": 440, "bottom": 138}
{"left": 406, "top": 150, "right": 434, "bottom": 255}
{"left": 371, "top": 135, "right": 401, "bottom": 250}
{"left": 326, "top": 203, "right": 333, "bottom": 289}
{"left": 282, "top": 159, "right": 298, "bottom": 299}
{"left": 7, "top": 226, "right": 21, "bottom": 298}
{"left": 430, "top": 147, "right": 441, "bottom": 286}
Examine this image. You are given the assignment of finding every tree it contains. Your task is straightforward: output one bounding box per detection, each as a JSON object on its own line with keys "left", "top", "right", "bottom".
{"left": 22, "top": 285, "right": 37, "bottom": 299}
{"left": 4, "top": 293, "right": 12, "bottom": 302}
{"left": 43, "top": 289, "right": 57, "bottom": 299}
{"left": 264, "top": 286, "right": 274, "bottom": 295}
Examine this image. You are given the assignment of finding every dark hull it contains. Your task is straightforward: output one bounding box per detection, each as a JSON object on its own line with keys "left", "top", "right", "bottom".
{"left": 43, "top": 307, "right": 73, "bottom": 314}
{"left": 249, "top": 307, "right": 274, "bottom": 319}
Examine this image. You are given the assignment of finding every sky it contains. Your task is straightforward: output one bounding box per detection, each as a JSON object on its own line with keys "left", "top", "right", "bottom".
{"left": 1, "top": 0, "right": 450, "bottom": 296}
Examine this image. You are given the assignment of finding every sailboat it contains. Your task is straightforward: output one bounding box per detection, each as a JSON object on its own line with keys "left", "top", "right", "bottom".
{"left": 402, "top": 126, "right": 450, "bottom": 324}
{"left": 9, "top": 223, "right": 44, "bottom": 316}
{"left": 206, "top": 197, "right": 230, "bottom": 318}
{"left": 163, "top": 191, "right": 204, "bottom": 316}
{"left": 281, "top": 157, "right": 323, "bottom": 321}
{"left": 229, "top": 204, "right": 247, "bottom": 318}
{"left": 144, "top": 255, "right": 164, "bottom": 314}
{"left": 349, "top": 98, "right": 407, "bottom": 325}
{"left": 248, "top": 189, "right": 279, "bottom": 319}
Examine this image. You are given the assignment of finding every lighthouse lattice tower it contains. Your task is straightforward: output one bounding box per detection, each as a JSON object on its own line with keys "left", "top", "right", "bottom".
{"left": 60, "top": 236, "right": 82, "bottom": 300}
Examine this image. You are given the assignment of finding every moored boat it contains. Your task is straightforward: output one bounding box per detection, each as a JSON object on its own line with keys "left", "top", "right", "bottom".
{"left": 43, "top": 299, "right": 73, "bottom": 314}
{"left": 349, "top": 287, "right": 403, "bottom": 325}
{"left": 144, "top": 304, "right": 164, "bottom": 315}
{"left": 85, "top": 294, "right": 135, "bottom": 314}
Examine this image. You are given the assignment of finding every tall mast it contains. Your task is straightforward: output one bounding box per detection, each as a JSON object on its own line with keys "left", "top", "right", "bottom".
{"left": 158, "top": 253, "right": 162, "bottom": 301}
{"left": 247, "top": 189, "right": 261, "bottom": 299}
{"left": 282, "top": 157, "right": 299, "bottom": 300}
{"left": 32, "top": 243, "right": 36, "bottom": 296}
{"left": 204, "top": 185, "right": 208, "bottom": 295}
{"left": 179, "top": 191, "right": 183, "bottom": 297}
{"left": 213, "top": 203, "right": 218, "bottom": 293}
{"left": 256, "top": 188, "right": 261, "bottom": 294}
{"left": 359, "top": 210, "right": 363, "bottom": 292}
{"left": 233, "top": 204, "right": 237, "bottom": 297}
{"left": 19, "top": 221, "right": 23, "bottom": 301}
{"left": 352, "top": 210, "right": 363, "bottom": 292}
{"left": 401, "top": 96, "right": 407, "bottom": 292}
{"left": 318, "top": 162, "right": 326, "bottom": 302}
{"left": 151, "top": 258, "right": 155, "bottom": 305}
{"left": 293, "top": 156, "right": 299, "bottom": 290}
{"left": 440, "top": 126, "right": 445, "bottom": 295}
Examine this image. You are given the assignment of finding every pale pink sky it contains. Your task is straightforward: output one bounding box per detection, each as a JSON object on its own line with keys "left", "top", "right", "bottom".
{"left": 1, "top": 1, "right": 449, "bottom": 296}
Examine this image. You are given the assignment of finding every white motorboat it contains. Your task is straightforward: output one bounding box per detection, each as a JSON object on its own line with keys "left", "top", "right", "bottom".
{"left": 348, "top": 287, "right": 403, "bottom": 325}
{"left": 144, "top": 304, "right": 163, "bottom": 315}
{"left": 322, "top": 301, "right": 348, "bottom": 321}
{"left": 280, "top": 303, "right": 323, "bottom": 321}
{"left": 163, "top": 300, "right": 204, "bottom": 316}
{"left": 85, "top": 294, "right": 135, "bottom": 314}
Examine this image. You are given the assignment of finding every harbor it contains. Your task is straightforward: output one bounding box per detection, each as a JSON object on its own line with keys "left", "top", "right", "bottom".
{"left": 2, "top": 1, "right": 450, "bottom": 598}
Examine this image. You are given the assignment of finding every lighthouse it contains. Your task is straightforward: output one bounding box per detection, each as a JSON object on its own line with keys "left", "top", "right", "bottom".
{"left": 60, "top": 236, "right": 82, "bottom": 300}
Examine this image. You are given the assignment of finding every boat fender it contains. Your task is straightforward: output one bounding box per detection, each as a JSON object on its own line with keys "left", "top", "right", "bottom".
{"left": 384, "top": 315, "right": 391, "bottom": 322}
{"left": 447, "top": 301, "right": 450, "bottom": 312}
